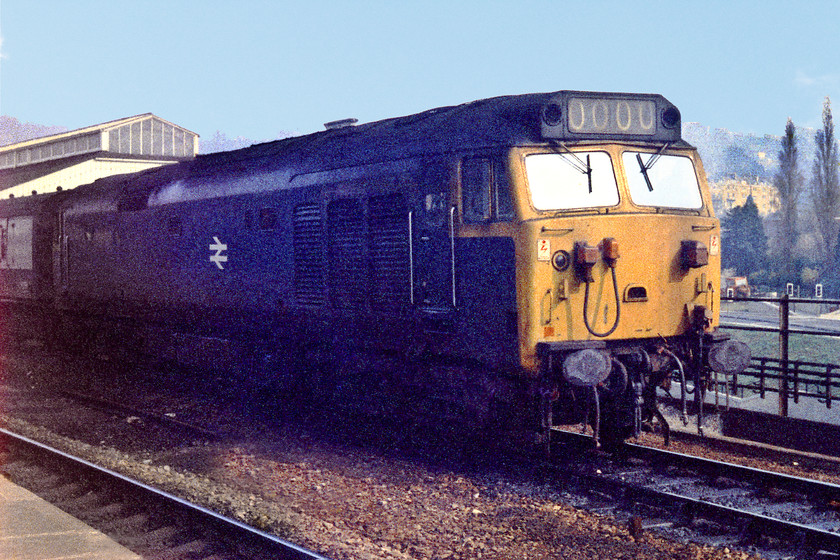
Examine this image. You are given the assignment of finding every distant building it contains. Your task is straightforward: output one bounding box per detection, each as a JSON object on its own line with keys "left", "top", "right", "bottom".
{"left": 709, "top": 178, "right": 780, "bottom": 216}
{"left": 0, "top": 114, "right": 198, "bottom": 198}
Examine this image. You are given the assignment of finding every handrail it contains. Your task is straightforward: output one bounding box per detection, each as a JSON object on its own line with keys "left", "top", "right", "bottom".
{"left": 449, "top": 206, "right": 457, "bottom": 308}
{"left": 722, "top": 294, "right": 840, "bottom": 305}
{"left": 713, "top": 294, "right": 840, "bottom": 415}
{"left": 408, "top": 211, "right": 414, "bottom": 305}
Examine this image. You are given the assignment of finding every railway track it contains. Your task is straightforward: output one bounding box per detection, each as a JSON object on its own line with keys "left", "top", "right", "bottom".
{"left": 0, "top": 427, "right": 331, "bottom": 560}
{"left": 552, "top": 429, "right": 840, "bottom": 558}
{"left": 57, "top": 387, "right": 221, "bottom": 441}
{"left": 54, "top": 381, "right": 840, "bottom": 557}
{"left": 17, "top": 357, "right": 840, "bottom": 559}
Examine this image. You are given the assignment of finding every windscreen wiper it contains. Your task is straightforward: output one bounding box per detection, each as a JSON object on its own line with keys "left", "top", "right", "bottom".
{"left": 635, "top": 142, "right": 671, "bottom": 192}
{"left": 554, "top": 142, "right": 593, "bottom": 193}
{"left": 636, "top": 153, "right": 654, "bottom": 192}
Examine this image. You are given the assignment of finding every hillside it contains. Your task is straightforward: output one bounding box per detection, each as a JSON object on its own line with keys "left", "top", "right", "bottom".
{"left": 683, "top": 122, "right": 779, "bottom": 182}
{"left": 684, "top": 121, "right": 817, "bottom": 181}
{"left": 0, "top": 116, "right": 66, "bottom": 146}
{"left": 679, "top": 122, "right": 820, "bottom": 217}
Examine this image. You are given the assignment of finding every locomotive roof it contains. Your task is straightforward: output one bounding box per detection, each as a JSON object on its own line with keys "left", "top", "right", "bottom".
{"left": 64, "top": 91, "right": 691, "bottom": 207}
{"left": 138, "top": 92, "right": 556, "bottom": 176}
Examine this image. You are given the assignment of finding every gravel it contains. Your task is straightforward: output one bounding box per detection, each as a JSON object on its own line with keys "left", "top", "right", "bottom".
{"left": 0, "top": 348, "right": 770, "bottom": 560}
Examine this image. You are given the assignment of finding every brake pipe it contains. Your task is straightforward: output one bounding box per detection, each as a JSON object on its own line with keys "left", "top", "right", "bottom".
{"left": 661, "top": 348, "right": 689, "bottom": 426}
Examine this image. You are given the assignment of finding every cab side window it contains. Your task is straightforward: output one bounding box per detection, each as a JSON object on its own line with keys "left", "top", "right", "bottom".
{"left": 418, "top": 163, "right": 449, "bottom": 229}
{"left": 461, "top": 157, "right": 514, "bottom": 223}
{"left": 462, "top": 158, "right": 492, "bottom": 223}
{"left": 495, "top": 161, "right": 514, "bottom": 221}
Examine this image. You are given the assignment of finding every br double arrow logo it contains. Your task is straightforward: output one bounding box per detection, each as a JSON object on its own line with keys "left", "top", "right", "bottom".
{"left": 209, "top": 236, "right": 228, "bottom": 270}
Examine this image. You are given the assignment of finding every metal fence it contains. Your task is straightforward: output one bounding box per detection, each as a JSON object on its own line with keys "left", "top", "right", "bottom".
{"left": 718, "top": 294, "right": 840, "bottom": 416}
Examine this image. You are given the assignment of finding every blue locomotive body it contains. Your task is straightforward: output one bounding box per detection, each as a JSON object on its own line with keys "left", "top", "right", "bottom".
{"left": 0, "top": 91, "right": 750, "bottom": 445}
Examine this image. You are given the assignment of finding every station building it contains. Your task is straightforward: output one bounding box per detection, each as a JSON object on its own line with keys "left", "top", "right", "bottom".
{"left": 0, "top": 114, "right": 198, "bottom": 199}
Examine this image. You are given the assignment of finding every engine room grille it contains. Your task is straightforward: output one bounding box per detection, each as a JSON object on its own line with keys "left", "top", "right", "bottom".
{"left": 293, "top": 204, "right": 325, "bottom": 305}
{"left": 328, "top": 199, "right": 367, "bottom": 310}
{"left": 369, "top": 194, "right": 409, "bottom": 314}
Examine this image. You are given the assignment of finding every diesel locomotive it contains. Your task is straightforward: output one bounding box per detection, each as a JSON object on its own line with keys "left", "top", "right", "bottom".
{"left": 0, "top": 90, "right": 750, "bottom": 447}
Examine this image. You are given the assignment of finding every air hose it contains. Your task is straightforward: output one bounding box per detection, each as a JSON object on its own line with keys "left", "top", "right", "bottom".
{"left": 661, "top": 348, "right": 689, "bottom": 426}
{"left": 582, "top": 385, "right": 602, "bottom": 448}
{"left": 592, "top": 386, "right": 600, "bottom": 448}
{"left": 583, "top": 265, "right": 621, "bottom": 337}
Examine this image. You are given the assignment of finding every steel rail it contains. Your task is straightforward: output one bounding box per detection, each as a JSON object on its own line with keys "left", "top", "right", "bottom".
{"left": 57, "top": 388, "right": 220, "bottom": 440}
{"left": 617, "top": 481, "right": 840, "bottom": 551}
{"left": 625, "top": 442, "right": 840, "bottom": 503}
{"left": 552, "top": 429, "right": 840, "bottom": 554}
{"left": 0, "top": 427, "right": 332, "bottom": 560}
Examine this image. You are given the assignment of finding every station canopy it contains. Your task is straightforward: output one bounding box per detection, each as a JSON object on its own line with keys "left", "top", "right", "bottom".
{"left": 0, "top": 114, "right": 198, "bottom": 198}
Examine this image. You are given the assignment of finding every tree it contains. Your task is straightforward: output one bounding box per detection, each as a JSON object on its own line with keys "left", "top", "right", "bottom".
{"left": 810, "top": 97, "right": 840, "bottom": 269}
{"left": 721, "top": 194, "right": 769, "bottom": 277}
{"left": 773, "top": 118, "right": 803, "bottom": 282}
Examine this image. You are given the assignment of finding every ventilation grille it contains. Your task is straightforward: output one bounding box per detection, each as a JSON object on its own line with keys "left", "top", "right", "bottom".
{"left": 328, "top": 199, "right": 366, "bottom": 310}
{"left": 369, "top": 194, "right": 409, "bottom": 314}
{"left": 293, "top": 204, "right": 324, "bottom": 305}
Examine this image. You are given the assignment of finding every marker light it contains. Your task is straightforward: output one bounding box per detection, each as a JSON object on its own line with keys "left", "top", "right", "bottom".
{"left": 552, "top": 250, "right": 570, "bottom": 271}
{"left": 542, "top": 103, "right": 563, "bottom": 126}
{"left": 662, "top": 107, "right": 681, "bottom": 129}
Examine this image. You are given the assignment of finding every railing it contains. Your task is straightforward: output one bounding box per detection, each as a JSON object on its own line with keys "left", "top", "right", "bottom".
{"left": 724, "top": 356, "right": 840, "bottom": 408}
{"left": 717, "top": 294, "right": 840, "bottom": 416}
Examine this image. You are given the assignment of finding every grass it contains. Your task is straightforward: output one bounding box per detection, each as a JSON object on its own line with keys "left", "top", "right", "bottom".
{"left": 719, "top": 326, "right": 840, "bottom": 365}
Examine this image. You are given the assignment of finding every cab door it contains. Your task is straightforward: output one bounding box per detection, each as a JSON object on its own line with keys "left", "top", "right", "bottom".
{"left": 411, "top": 163, "right": 456, "bottom": 331}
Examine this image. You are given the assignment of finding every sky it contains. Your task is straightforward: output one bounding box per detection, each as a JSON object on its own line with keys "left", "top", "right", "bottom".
{"left": 1, "top": 0, "right": 840, "bottom": 145}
